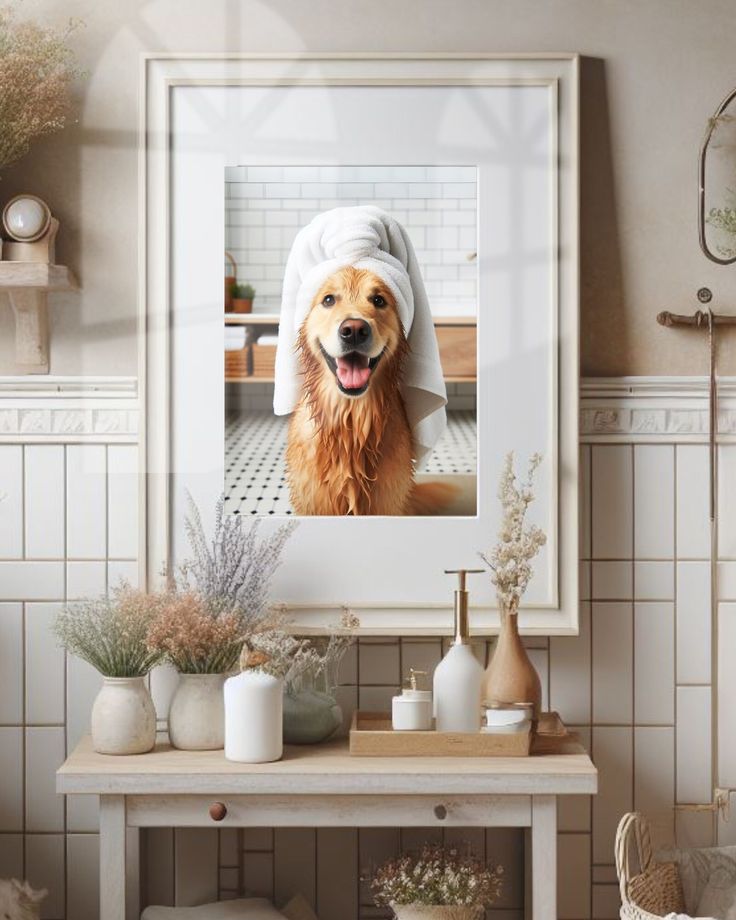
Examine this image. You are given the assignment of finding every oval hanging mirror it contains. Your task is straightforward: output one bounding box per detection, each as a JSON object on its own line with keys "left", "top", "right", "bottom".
{"left": 700, "top": 86, "right": 736, "bottom": 263}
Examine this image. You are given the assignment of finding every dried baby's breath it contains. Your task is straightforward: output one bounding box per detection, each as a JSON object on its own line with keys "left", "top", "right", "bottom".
{"left": 146, "top": 591, "right": 245, "bottom": 674}
{"left": 0, "top": 5, "right": 84, "bottom": 172}
{"left": 249, "top": 610, "right": 359, "bottom": 694}
{"left": 372, "top": 844, "right": 503, "bottom": 908}
{"left": 480, "top": 452, "right": 546, "bottom": 614}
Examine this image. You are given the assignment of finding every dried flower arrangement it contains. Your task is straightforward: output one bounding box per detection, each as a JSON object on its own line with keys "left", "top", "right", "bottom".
{"left": 0, "top": 5, "right": 83, "bottom": 173}
{"left": 480, "top": 452, "right": 546, "bottom": 615}
{"left": 147, "top": 494, "right": 297, "bottom": 674}
{"left": 53, "top": 585, "right": 166, "bottom": 677}
{"left": 146, "top": 592, "right": 245, "bottom": 674}
{"left": 372, "top": 844, "right": 503, "bottom": 910}
{"left": 250, "top": 611, "right": 359, "bottom": 694}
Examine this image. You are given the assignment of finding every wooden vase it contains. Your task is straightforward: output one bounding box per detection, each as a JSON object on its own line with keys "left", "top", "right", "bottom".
{"left": 481, "top": 607, "right": 542, "bottom": 721}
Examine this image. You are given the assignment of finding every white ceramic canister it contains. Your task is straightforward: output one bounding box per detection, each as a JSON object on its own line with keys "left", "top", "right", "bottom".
{"left": 392, "top": 688, "right": 433, "bottom": 731}
{"left": 392, "top": 669, "right": 433, "bottom": 731}
{"left": 224, "top": 670, "right": 283, "bottom": 763}
{"left": 168, "top": 673, "right": 226, "bottom": 751}
{"left": 91, "top": 676, "right": 157, "bottom": 755}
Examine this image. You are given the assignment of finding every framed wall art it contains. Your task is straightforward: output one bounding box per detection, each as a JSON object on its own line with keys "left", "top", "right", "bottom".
{"left": 142, "top": 53, "right": 579, "bottom": 634}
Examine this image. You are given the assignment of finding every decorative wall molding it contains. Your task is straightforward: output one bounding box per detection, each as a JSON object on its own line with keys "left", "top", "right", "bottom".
{"left": 0, "top": 376, "right": 138, "bottom": 442}
{"left": 0, "top": 373, "right": 732, "bottom": 445}
{"left": 581, "top": 376, "right": 736, "bottom": 442}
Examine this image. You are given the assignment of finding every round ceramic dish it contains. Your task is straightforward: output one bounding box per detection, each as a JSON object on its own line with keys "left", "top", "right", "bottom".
{"left": 482, "top": 706, "right": 531, "bottom": 734}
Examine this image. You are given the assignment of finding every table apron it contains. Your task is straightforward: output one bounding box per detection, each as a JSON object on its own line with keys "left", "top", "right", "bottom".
{"left": 125, "top": 793, "right": 533, "bottom": 828}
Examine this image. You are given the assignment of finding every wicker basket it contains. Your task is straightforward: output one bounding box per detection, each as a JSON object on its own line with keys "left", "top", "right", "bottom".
{"left": 225, "top": 345, "right": 250, "bottom": 379}
{"left": 616, "top": 812, "right": 686, "bottom": 920}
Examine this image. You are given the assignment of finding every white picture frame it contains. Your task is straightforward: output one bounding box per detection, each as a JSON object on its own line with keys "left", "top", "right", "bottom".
{"left": 142, "top": 53, "right": 580, "bottom": 635}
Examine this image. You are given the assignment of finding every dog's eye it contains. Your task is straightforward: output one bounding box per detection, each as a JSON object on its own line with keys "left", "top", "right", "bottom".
{"left": 322, "top": 294, "right": 335, "bottom": 307}
{"left": 371, "top": 295, "right": 386, "bottom": 308}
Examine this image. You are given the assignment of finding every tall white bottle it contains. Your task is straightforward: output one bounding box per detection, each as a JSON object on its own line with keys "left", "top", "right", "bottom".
{"left": 433, "top": 568, "right": 484, "bottom": 733}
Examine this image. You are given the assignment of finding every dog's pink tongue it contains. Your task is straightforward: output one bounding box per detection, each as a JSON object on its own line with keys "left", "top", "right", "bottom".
{"left": 336, "top": 356, "right": 371, "bottom": 389}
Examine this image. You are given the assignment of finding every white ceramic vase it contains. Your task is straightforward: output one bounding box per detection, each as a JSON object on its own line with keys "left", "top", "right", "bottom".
{"left": 391, "top": 906, "right": 483, "bottom": 920}
{"left": 168, "top": 673, "right": 226, "bottom": 751}
{"left": 91, "top": 676, "right": 156, "bottom": 755}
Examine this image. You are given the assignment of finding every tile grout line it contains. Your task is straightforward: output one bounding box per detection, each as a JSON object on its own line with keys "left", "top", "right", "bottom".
{"left": 589, "top": 445, "right": 595, "bottom": 920}
{"left": 631, "top": 444, "right": 636, "bottom": 817}
{"left": 63, "top": 445, "right": 69, "bottom": 920}
{"left": 673, "top": 445, "right": 680, "bottom": 838}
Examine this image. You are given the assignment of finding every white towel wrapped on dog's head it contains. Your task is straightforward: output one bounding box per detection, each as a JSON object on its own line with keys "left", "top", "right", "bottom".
{"left": 273, "top": 206, "right": 447, "bottom": 464}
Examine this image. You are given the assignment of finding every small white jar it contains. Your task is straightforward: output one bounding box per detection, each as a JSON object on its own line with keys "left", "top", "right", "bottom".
{"left": 392, "top": 669, "right": 433, "bottom": 731}
{"left": 392, "top": 687, "right": 433, "bottom": 731}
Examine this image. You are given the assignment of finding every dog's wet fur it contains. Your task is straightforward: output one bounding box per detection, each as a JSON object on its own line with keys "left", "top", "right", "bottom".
{"left": 286, "top": 266, "right": 453, "bottom": 515}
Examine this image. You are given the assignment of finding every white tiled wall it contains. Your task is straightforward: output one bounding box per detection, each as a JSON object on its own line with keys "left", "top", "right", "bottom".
{"left": 224, "top": 165, "right": 478, "bottom": 316}
{"left": 0, "top": 379, "right": 730, "bottom": 920}
{"left": 0, "top": 440, "right": 139, "bottom": 920}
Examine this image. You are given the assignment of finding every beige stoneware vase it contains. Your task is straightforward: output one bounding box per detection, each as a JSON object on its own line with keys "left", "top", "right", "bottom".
{"left": 481, "top": 607, "right": 542, "bottom": 722}
{"left": 168, "top": 673, "right": 226, "bottom": 750}
{"left": 391, "top": 905, "right": 483, "bottom": 920}
{"left": 91, "top": 676, "right": 156, "bottom": 755}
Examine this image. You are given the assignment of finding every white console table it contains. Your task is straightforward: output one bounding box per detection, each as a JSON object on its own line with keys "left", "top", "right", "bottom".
{"left": 58, "top": 736, "right": 597, "bottom": 920}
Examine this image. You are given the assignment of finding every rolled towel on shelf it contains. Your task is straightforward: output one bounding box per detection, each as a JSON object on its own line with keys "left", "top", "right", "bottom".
{"left": 224, "top": 326, "right": 246, "bottom": 352}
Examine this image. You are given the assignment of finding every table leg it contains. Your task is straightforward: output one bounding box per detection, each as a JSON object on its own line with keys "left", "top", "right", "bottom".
{"left": 126, "top": 828, "right": 140, "bottom": 920}
{"left": 531, "top": 795, "right": 557, "bottom": 920}
{"left": 100, "top": 795, "right": 127, "bottom": 920}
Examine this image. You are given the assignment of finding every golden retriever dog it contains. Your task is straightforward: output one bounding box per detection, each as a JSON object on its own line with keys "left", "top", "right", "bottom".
{"left": 286, "top": 266, "right": 453, "bottom": 515}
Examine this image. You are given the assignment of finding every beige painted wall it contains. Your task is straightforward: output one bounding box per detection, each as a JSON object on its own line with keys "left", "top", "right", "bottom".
{"left": 2, "top": 0, "right": 736, "bottom": 377}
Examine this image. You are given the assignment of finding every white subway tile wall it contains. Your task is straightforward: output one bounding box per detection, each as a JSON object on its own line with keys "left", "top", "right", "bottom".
{"left": 224, "top": 166, "right": 478, "bottom": 316}
{"left": 0, "top": 418, "right": 726, "bottom": 920}
{"left": 0, "top": 442, "right": 138, "bottom": 920}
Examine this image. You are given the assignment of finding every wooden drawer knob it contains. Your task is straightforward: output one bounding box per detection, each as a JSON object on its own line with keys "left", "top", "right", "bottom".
{"left": 434, "top": 804, "right": 447, "bottom": 820}
{"left": 209, "top": 802, "right": 227, "bottom": 822}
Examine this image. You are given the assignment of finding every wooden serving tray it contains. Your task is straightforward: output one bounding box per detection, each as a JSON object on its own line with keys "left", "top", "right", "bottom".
{"left": 349, "top": 711, "right": 569, "bottom": 758}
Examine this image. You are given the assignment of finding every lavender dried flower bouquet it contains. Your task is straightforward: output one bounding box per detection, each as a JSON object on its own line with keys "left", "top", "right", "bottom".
{"left": 148, "top": 494, "right": 297, "bottom": 674}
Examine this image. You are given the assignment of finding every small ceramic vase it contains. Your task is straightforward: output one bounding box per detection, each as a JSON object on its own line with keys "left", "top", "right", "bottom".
{"left": 168, "top": 673, "right": 226, "bottom": 750}
{"left": 282, "top": 689, "right": 342, "bottom": 744}
{"left": 481, "top": 607, "right": 542, "bottom": 723}
{"left": 91, "top": 676, "right": 156, "bottom": 755}
{"left": 390, "top": 905, "right": 483, "bottom": 920}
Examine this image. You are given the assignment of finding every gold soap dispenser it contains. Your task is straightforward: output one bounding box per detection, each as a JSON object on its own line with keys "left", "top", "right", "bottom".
{"left": 432, "top": 568, "right": 484, "bottom": 732}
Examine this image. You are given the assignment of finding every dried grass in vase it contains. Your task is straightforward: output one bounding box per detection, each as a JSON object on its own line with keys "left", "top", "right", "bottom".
{"left": 53, "top": 585, "right": 166, "bottom": 678}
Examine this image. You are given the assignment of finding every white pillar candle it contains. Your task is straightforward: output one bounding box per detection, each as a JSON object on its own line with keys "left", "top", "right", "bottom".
{"left": 224, "top": 670, "right": 283, "bottom": 763}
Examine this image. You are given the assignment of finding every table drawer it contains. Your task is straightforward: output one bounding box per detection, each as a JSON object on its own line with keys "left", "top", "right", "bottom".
{"left": 126, "top": 793, "right": 531, "bottom": 828}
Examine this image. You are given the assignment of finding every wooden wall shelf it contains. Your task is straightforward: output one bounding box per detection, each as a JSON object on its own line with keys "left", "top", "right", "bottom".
{"left": 224, "top": 312, "right": 478, "bottom": 383}
{"left": 0, "top": 262, "right": 78, "bottom": 374}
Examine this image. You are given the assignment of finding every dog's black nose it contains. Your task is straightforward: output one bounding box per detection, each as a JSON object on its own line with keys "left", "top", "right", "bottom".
{"left": 339, "top": 318, "right": 371, "bottom": 347}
